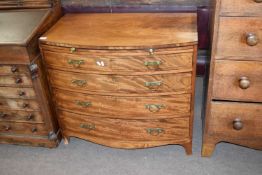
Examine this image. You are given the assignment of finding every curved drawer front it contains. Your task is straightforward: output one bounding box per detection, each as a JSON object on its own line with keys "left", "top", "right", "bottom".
{"left": 0, "top": 98, "right": 39, "bottom": 111}
{"left": 0, "top": 74, "right": 32, "bottom": 87}
{"left": 54, "top": 90, "right": 191, "bottom": 119}
{"left": 0, "top": 110, "right": 44, "bottom": 123}
{"left": 212, "top": 60, "right": 262, "bottom": 102}
{"left": 0, "top": 122, "right": 48, "bottom": 136}
{"left": 208, "top": 102, "right": 262, "bottom": 139}
{"left": 59, "top": 110, "right": 190, "bottom": 141}
{"left": 216, "top": 17, "right": 262, "bottom": 60}
{"left": 0, "top": 87, "right": 36, "bottom": 99}
{"left": 0, "top": 65, "right": 30, "bottom": 75}
{"left": 49, "top": 70, "right": 192, "bottom": 94}
{"left": 220, "top": 0, "right": 262, "bottom": 17}
{"left": 43, "top": 50, "right": 193, "bottom": 73}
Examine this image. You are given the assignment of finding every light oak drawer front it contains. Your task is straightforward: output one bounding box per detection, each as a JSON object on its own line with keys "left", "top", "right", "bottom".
{"left": 59, "top": 110, "right": 190, "bottom": 141}
{"left": 213, "top": 60, "right": 262, "bottom": 102}
{"left": 49, "top": 70, "right": 192, "bottom": 94}
{"left": 216, "top": 17, "right": 262, "bottom": 60}
{"left": 0, "top": 65, "right": 30, "bottom": 75}
{"left": 0, "top": 87, "right": 36, "bottom": 99}
{"left": 0, "top": 74, "right": 32, "bottom": 87}
{"left": 43, "top": 51, "right": 193, "bottom": 73}
{"left": 208, "top": 102, "right": 262, "bottom": 139}
{"left": 54, "top": 90, "right": 191, "bottom": 119}
{"left": 0, "top": 99, "right": 39, "bottom": 111}
{"left": 220, "top": 0, "right": 262, "bottom": 17}
{"left": 0, "top": 122, "right": 48, "bottom": 136}
{"left": 0, "top": 110, "right": 44, "bottom": 123}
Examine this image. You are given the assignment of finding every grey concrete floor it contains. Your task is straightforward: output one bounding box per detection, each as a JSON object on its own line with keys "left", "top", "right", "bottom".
{"left": 0, "top": 78, "right": 261, "bottom": 175}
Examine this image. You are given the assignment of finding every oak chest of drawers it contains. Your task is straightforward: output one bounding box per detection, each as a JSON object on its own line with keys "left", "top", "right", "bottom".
{"left": 0, "top": 0, "right": 61, "bottom": 148}
{"left": 202, "top": 0, "right": 262, "bottom": 156}
{"left": 40, "top": 13, "right": 198, "bottom": 154}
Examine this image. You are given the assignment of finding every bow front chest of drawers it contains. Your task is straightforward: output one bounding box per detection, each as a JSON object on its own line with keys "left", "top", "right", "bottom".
{"left": 0, "top": 0, "right": 61, "bottom": 148}
{"left": 40, "top": 13, "right": 198, "bottom": 154}
{"left": 202, "top": 0, "right": 262, "bottom": 156}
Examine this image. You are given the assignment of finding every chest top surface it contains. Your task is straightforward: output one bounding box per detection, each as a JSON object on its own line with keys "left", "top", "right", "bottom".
{"left": 41, "top": 13, "right": 197, "bottom": 49}
{"left": 0, "top": 10, "right": 48, "bottom": 45}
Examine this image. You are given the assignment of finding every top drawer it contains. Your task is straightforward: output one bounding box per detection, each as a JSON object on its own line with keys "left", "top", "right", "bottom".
{"left": 220, "top": 0, "right": 262, "bottom": 17}
{"left": 216, "top": 17, "right": 262, "bottom": 60}
{"left": 42, "top": 46, "right": 194, "bottom": 73}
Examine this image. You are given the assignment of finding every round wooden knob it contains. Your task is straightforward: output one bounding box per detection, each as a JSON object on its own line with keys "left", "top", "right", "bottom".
{"left": 5, "top": 125, "right": 11, "bottom": 131}
{"left": 246, "top": 33, "right": 259, "bottom": 46}
{"left": 0, "top": 113, "right": 7, "bottom": 118}
{"left": 15, "top": 78, "right": 22, "bottom": 84}
{"left": 239, "top": 77, "right": 250, "bottom": 89}
{"left": 18, "top": 91, "right": 25, "bottom": 96}
{"left": 233, "top": 118, "right": 243, "bottom": 130}
{"left": 254, "top": 0, "right": 262, "bottom": 3}
{"left": 22, "top": 103, "right": 29, "bottom": 109}
{"left": 26, "top": 114, "right": 34, "bottom": 121}
{"left": 31, "top": 127, "right": 37, "bottom": 133}
{"left": 11, "top": 66, "right": 18, "bottom": 73}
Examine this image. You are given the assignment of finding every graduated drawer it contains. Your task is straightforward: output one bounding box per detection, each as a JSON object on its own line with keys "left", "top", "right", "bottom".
{"left": 212, "top": 60, "right": 262, "bottom": 102}
{"left": 220, "top": 0, "right": 262, "bottom": 17}
{"left": 216, "top": 17, "right": 262, "bottom": 60}
{"left": 0, "top": 65, "right": 30, "bottom": 75}
{"left": 0, "top": 74, "right": 32, "bottom": 87}
{"left": 0, "top": 98, "right": 39, "bottom": 111}
{"left": 43, "top": 50, "right": 193, "bottom": 73}
{"left": 48, "top": 70, "right": 192, "bottom": 94}
{"left": 208, "top": 101, "right": 262, "bottom": 139}
{"left": 59, "top": 110, "right": 190, "bottom": 141}
{"left": 54, "top": 90, "right": 191, "bottom": 119}
{"left": 0, "top": 110, "right": 44, "bottom": 123}
{"left": 0, "top": 122, "right": 48, "bottom": 136}
{"left": 0, "top": 87, "right": 36, "bottom": 99}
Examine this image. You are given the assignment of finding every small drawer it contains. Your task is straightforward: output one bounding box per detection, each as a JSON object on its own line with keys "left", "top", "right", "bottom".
{"left": 0, "top": 98, "right": 40, "bottom": 111}
{"left": 0, "top": 74, "right": 32, "bottom": 87}
{"left": 216, "top": 17, "right": 262, "bottom": 60}
{"left": 212, "top": 60, "right": 262, "bottom": 102}
{"left": 0, "top": 87, "right": 36, "bottom": 99}
{"left": 54, "top": 90, "right": 191, "bottom": 119}
{"left": 208, "top": 101, "right": 262, "bottom": 139}
{"left": 43, "top": 50, "right": 193, "bottom": 73}
{"left": 0, "top": 110, "right": 44, "bottom": 123}
{"left": 59, "top": 110, "right": 190, "bottom": 141}
{"left": 0, "top": 122, "right": 48, "bottom": 136}
{"left": 48, "top": 70, "right": 192, "bottom": 95}
{"left": 0, "top": 65, "right": 30, "bottom": 75}
{"left": 220, "top": 0, "right": 262, "bottom": 17}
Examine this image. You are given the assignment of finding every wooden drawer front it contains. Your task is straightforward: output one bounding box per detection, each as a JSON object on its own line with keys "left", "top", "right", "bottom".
{"left": 213, "top": 60, "right": 262, "bottom": 102}
{"left": 59, "top": 110, "right": 189, "bottom": 141}
{"left": 208, "top": 102, "right": 262, "bottom": 139}
{"left": 0, "top": 87, "right": 36, "bottom": 99}
{"left": 0, "top": 110, "right": 44, "bottom": 123}
{"left": 54, "top": 90, "right": 191, "bottom": 119}
{"left": 216, "top": 17, "right": 262, "bottom": 60}
{"left": 0, "top": 99, "right": 39, "bottom": 111}
{"left": 0, "top": 65, "right": 29, "bottom": 75}
{"left": 220, "top": 0, "right": 262, "bottom": 17}
{"left": 0, "top": 122, "right": 48, "bottom": 136}
{"left": 0, "top": 74, "right": 32, "bottom": 87}
{"left": 43, "top": 51, "right": 193, "bottom": 73}
{"left": 49, "top": 70, "right": 192, "bottom": 94}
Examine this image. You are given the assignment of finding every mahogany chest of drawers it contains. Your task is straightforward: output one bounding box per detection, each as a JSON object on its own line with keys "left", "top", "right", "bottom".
{"left": 0, "top": 0, "right": 61, "bottom": 148}
{"left": 40, "top": 13, "right": 198, "bottom": 154}
{"left": 202, "top": 0, "right": 262, "bottom": 156}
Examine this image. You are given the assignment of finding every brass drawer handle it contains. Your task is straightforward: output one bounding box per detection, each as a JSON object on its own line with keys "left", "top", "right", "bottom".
{"left": 68, "top": 59, "right": 85, "bottom": 67}
{"left": 145, "top": 81, "right": 162, "bottom": 88}
{"left": 254, "top": 0, "right": 262, "bottom": 3}
{"left": 145, "top": 104, "right": 165, "bottom": 113}
{"left": 246, "top": 33, "right": 259, "bottom": 46}
{"left": 239, "top": 77, "right": 250, "bottom": 89}
{"left": 146, "top": 128, "right": 165, "bottom": 136}
{"left": 148, "top": 48, "right": 154, "bottom": 56}
{"left": 75, "top": 101, "right": 92, "bottom": 108}
{"left": 72, "top": 79, "right": 87, "bottom": 87}
{"left": 144, "top": 61, "right": 162, "bottom": 67}
{"left": 80, "top": 123, "right": 96, "bottom": 131}
{"left": 233, "top": 118, "right": 243, "bottom": 131}
{"left": 70, "top": 47, "right": 77, "bottom": 53}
